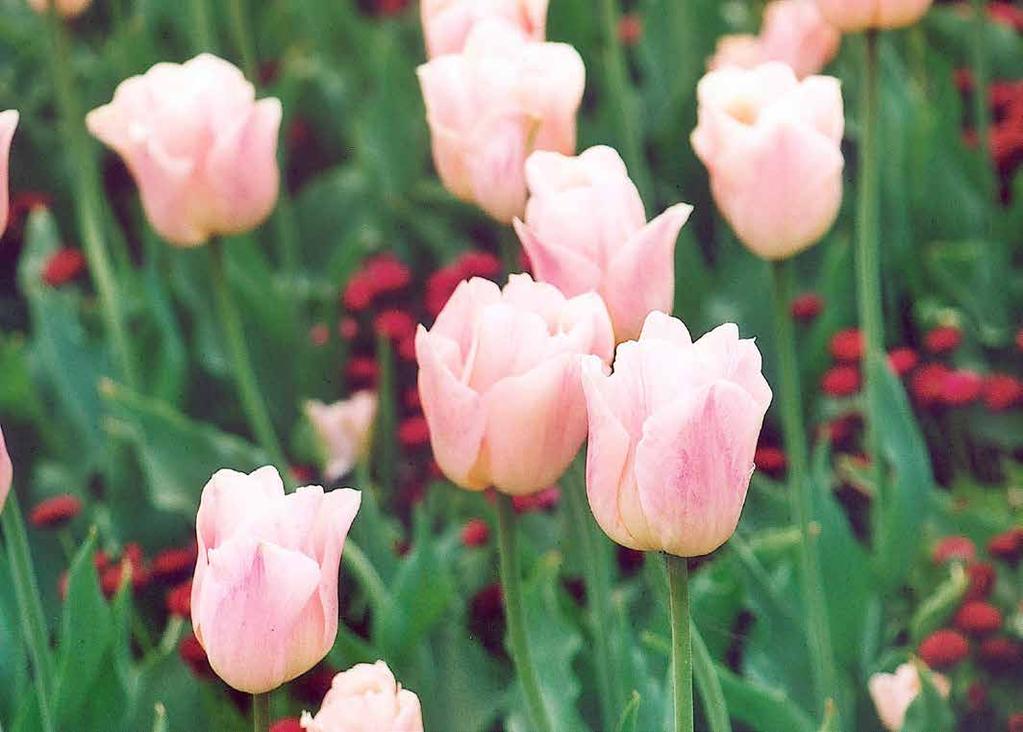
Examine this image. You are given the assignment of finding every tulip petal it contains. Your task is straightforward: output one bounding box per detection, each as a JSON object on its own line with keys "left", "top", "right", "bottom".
{"left": 513, "top": 218, "right": 602, "bottom": 298}
{"left": 0, "top": 110, "right": 17, "bottom": 239}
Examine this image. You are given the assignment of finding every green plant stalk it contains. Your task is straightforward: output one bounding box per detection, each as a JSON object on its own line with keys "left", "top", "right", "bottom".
{"left": 189, "top": 0, "right": 216, "bottom": 52}
{"left": 496, "top": 495, "right": 552, "bottom": 732}
{"left": 2, "top": 492, "right": 56, "bottom": 732}
{"left": 771, "top": 259, "right": 840, "bottom": 724}
{"left": 598, "top": 0, "right": 654, "bottom": 203}
{"left": 665, "top": 554, "right": 694, "bottom": 732}
{"left": 251, "top": 692, "right": 269, "bottom": 732}
{"left": 691, "top": 621, "right": 731, "bottom": 732}
{"left": 209, "top": 241, "right": 289, "bottom": 470}
{"left": 970, "top": 0, "right": 995, "bottom": 204}
{"left": 226, "top": 0, "right": 258, "bottom": 81}
{"left": 563, "top": 460, "right": 620, "bottom": 730}
{"left": 45, "top": 8, "right": 138, "bottom": 390}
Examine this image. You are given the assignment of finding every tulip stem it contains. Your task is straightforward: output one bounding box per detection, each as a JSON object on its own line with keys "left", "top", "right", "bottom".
{"left": 496, "top": 494, "right": 553, "bottom": 732}
{"left": 189, "top": 0, "right": 216, "bottom": 53}
{"left": 226, "top": 0, "right": 259, "bottom": 82}
{"left": 209, "top": 241, "right": 289, "bottom": 471}
{"left": 251, "top": 692, "right": 269, "bottom": 732}
{"left": 665, "top": 554, "right": 693, "bottom": 732}
{"left": 44, "top": 7, "right": 138, "bottom": 390}
{"left": 2, "top": 492, "right": 56, "bottom": 732}
{"left": 770, "top": 259, "right": 839, "bottom": 725}
{"left": 563, "top": 459, "right": 621, "bottom": 730}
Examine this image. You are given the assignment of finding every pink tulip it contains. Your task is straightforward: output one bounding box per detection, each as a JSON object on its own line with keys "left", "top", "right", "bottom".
{"left": 513, "top": 146, "right": 693, "bottom": 342}
{"left": 0, "top": 425, "right": 12, "bottom": 512}
{"left": 868, "top": 663, "right": 950, "bottom": 731}
{"left": 304, "top": 392, "right": 378, "bottom": 482}
{"left": 759, "top": 1, "right": 841, "bottom": 78}
{"left": 191, "top": 467, "right": 361, "bottom": 694}
{"left": 300, "top": 661, "right": 423, "bottom": 732}
{"left": 421, "top": 0, "right": 548, "bottom": 58}
{"left": 415, "top": 273, "right": 614, "bottom": 495}
{"left": 86, "top": 54, "right": 282, "bottom": 247}
{"left": 27, "top": 0, "right": 92, "bottom": 18}
{"left": 814, "top": 0, "right": 933, "bottom": 31}
{"left": 582, "top": 311, "right": 772, "bottom": 556}
{"left": 417, "top": 20, "right": 585, "bottom": 223}
{"left": 0, "top": 111, "right": 17, "bottom": 240}
{"left": 708, "top": 35, "right": 765, "bottom": 73}
{"left": 691, "top": 62, "right": 844, "bottom": 260}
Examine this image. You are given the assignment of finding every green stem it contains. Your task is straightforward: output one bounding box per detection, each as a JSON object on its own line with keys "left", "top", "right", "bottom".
{"left": 189, "top": 0, "right": 216, "bottom": 52}
{"left": 665, "top": 554, "right": 694, "bottom": 732}
{"left": 598, "top": 0, "right": 653, "bottom": 204}
{"left": 970, "top": 0, "right": 996, "bottom": 209}
{"left": 691, "top": 622, "right": 731, "bottom": 732}
{"left": 226, "top": 0, "right": 258, "bottom": 81}
{"left": 45, "top": 8, "right": 138, "bottom": 390}
{"left": 251, "top": 692, "right": 269, "bottom": 732}
{"left": 563, "top": 460, "right": 620, "bottom": 730}
{"left": 343, "top": 540, "right": 389, "bottom": 612}
{"left": 496, "top": 495, "right": 552, "bottom": 732}
{"left": 2, "top": 493, "right": 56, "bottom": 732}
{"left": 209, "top": 241, "right": 288, "bottom": 470}
{"left": 770, "top": 260, "right": 839, "bottom": 724}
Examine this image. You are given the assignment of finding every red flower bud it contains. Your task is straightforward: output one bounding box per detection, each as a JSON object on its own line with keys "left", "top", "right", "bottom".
{"left": 461, "top": 519, "right": 490, "bottom": 547}
{"left": 965, "top": 562, "right": 996, "bottom": 602}
{"left": 41, "top": 248, "right": 86, "bottom": 287}
{"left": 28, "top": 494, "right": 82, "bottom": 529}
{"left": 924, "top": 326, "right": 962, "bottom": 354}
{"left": 918, "top": 629, "right": 970, "bottom": 669}
{"left": 910, "top": 363, "right": 950, "bottom": 407}
{"left": 754, "top": 447, "right": 787, "bottom": 478}
{"left": 821, "top": 365, "right": 860, "bottom": 397}
{"left": 166, "top": 580, "right": 192, "bottom": 617}
{"left": 931, "top": 535, "right": 976, "bottom": 565}
{"left": 457, "top": 251, "right": 501, "bottom": 280}
{"left": 953, "top": 601, "right": 1003, "bottom": 636}
{"left": 179, "top": 631, "right": 213, "bottom": 679}
{"left": 887, "top": 347, "right": 919, "bottom": 377}
{"left": 398, "top": 416, "right": 430, "bottom": 448}
{"left": 939, "top": 370, "right": 983, "bottom": 407}
{"left": 790, "top": 292, "right": 824, "bottom": 322}
{"left": 618, "top": 12, "right": 643, "bottom": 46}
{"left": 983, "top": 374, "right": 1023, "bottom": 411}
{"left": 829, "top": 328, "right": 863, "bottom": 362}
{"left": 988, "top": 528, "right": 1023, "bottom": 564}
{"left": 978, "top": 637, "right": 1022, "bottom": 672}
{"left": 150, "top": 545, "right": 198, "bottom": 584}
{"left": 269, "top": 720, "right": 304, "bottom": 732}
{"left": 374, "top": 309, "right": 417, "bottom": 342}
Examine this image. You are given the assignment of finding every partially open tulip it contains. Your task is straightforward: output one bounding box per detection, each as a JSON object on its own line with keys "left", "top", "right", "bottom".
{"left": 581, "top": 311, "right": 772, "bottom": 556}
{"left": 27, "top": 0, "right": 92, "bottom": 18}
{"left": 814, "top": 0, "right": 933, "bottom": 31}
{"left": 417, "top": 20, "right": 585, "bottom": 223}
{"left": 191, "top": 467, "right": 361, "bottom": 693}
{"left": 0, "top": 111, "right": 17, "bottom": 240}
{"left": 0, "top": 425, "right": 12, "bottom": 512}
{"left": 415, "top": 273, "right": 614, "bottom": 495}
{"left": 709, "top": 35, "right": 764, "bottom": 73}
{"left": 513, "top": 146, "right": 693, "bottom": 342}
{"left": 868, "top": 663, "right": 950, "bottom": 731}
{"left": 304, "top": 392, "right": 377, "bottom": 482}
{"left": 421, "top": 0, "right": 548, "bottom": 58}
{"left": 692, "top": 62, "right": 844, "bottom": 260}
{"left": 300, "top": 661, "right": 423, "bottom": 732}
{"left": 86, "top": 54, "right": 282, "bottom": 247}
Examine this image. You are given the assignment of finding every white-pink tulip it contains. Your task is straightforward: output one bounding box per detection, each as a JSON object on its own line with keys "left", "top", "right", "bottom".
{"left": 417, "top": 20, "right": 585, "bottom": 223}
{"left": 300, "top": 661, "right": 423, "bottom": 732}
{"left": 305, "top": 392, "right": 377, "bottom": 482}
{"left": 0, "top": 111, "right": 17, "bottom": 240}
{"left": 868, "top": 663, "right": 950, "bottom": 731}
{"left": 814, "top": 0, "right": 933, "bottom": 31}
{"left": 27, "top": 0, "right": 92, "bottom": 18}
{"left": 514, "top": 146, "right": 692, "bottom": 342}
{"left": 421, "top": 0, "right": 548, "bottom": 58}
{"left": 86, "top": 54, "right": 282, "bottom": 247}
{"left": 0, "top": 425, "right": 12, "bottom": 512}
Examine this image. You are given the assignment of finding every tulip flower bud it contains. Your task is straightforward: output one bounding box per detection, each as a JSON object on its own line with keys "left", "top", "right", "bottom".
{"left": 0, "top": 425, "right": 12, "bottom": 512}
{"left": 0, "top": 110, "right": 17, "bottom": 240}
{"left": 692, "top": 62, "right": 844, "bottom": 260}
{"left": 191, "top": 467, "right": 361, "bottom": 694}
{"left": 581, "top": 312, "right": 772, "bottom": 556}
{"left": 417, "top": 20, "right": 585, "bottom": 223}
{"left": 868, "top": 663, "right": 950, "bottom": 731}
{"left": 514, "top": 146, "right": 693, "bottom": 342}
{"left": 814, "top": 0, "right": 933, "bottom": 32}
{"left": 420, "top": 0, "right": 548, "bottom": 58}
{"left": 304, "top": 392, "right": 378, "bottom": 482}
{"left": 415, "top": 273, "right": 614, "bottom": 495}
{"left": 27, "top": 0, "right": 92, "bottom": 18}
{"left": 86, "top": 54, "right": 282, "bottom": 247}
{"left": 300, "top": 661, "right": 423, "bottom": 732}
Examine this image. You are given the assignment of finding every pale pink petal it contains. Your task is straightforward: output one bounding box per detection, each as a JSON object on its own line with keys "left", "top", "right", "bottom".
{"left": 0, "top": 110, "right": 17, "bottom": 239}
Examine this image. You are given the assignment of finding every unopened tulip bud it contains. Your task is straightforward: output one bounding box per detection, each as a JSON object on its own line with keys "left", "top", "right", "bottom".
{"left": 759, "top": 0, "right": 840, "bottom": 78}
{"left": 514, "top": 146, "right": 692, "bottom": 342}
{"left": 86, "top": 55, "right": 282, "bottom": 247}
{"left": 191, "top": 467, "right": 361, "bottom": 693}
{"left": 868, "top": 663, "right": 950, "bottom": 731}
{"left": 814, "top": 0, "right": 933, "bottom": 32}
{"left": 582, "top": 312, "right": 772, "bottom": 556}
{"left": 300, "top": 661, "right": 423, "bottom": 732}
{"left": 0, "top": 111, "right": 17, "bottom": 240}
{"left": 304, "top": 392, "right": 378, "bottom": 482}
{"left": 0, "top": 425, "right": 11, "bottom": 512}
{"left": 420, "top": 0, "right": 548, "bottom": 58}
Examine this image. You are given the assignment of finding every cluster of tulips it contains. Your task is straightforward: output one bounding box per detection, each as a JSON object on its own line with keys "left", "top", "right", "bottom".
{"left": 2, "top": 0, "right": 1015, "bottom": 730}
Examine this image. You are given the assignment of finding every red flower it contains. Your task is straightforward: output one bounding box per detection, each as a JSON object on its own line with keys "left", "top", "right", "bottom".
{"left": 461, "top": 519, "right": 490, "bottom": 547}
{"left": 150, "top": 545, "right": 198, "bottom": 584}
{"left": 918, "top": 629, "right": 970, "bottom": 669}
{"left": 375, "top": 0, "right": 410, "bottom": 17}
{"left": 403, "top": 387, "right": 421, "bottom": 410}
{"left": 988, "top": 2, "right": 1023, "bottom": 31}
{"left": 790, "top": 293, "right": 823, "bottom": 322}
{"left": 939, "top": 369, "right": 983, "bottom": 407}
{"left": 342, "top": 274, "right": 375, "bottom": 312}
{"left": 829, "top": 328, "right": 863, "bottom": 362}
{"left": 988, "top": 528, "right": 1023, "bottom": 564}
{"left": 269, "top": 720, "right": 304, "bottom": 732}
{"left": 398, "top": 416, "right": 430, "bottom": 448}
{"left": 931, "top": 535, "right": 976, "bottom": 565}
{"left": 365, "top": 254, "right": 412, "bottom": 294}
{"left": 924, "top": 325, "right": 962, "bottom": 355}
{"left": 954, "top": 601, "right": 1003, "bottom": 636}
{"left": 978, "top": 637, "right": 1022, "bottom": 672}
{"left": 965, "top": 562, "right": 996, "bottom": 602}
{"left": 910, "top": 363, "right": 950, "bottom": 407}
{"left": 41, "top": 248, "right": 86, "bottom": 287}
{"left": 346, "top": 357, "right": 378, "bottom": 387}
{"left": 179, "top": 631, "right": 213, "bottom": 679}
{"left": 753, "top": 447, "right": 787, "bottom": 478}
{"left": 512, "top": 486, "right": 561, "bottom": 513}
{"left": 425, "top": 264, "right": 464, "bottom": 318}
{"left": 374, "top": 309, "right": 417, "bottom": 342}
{"left": 165, "top": 580, "right": 192, "bottom": 617}
{"left": 887, "top": 347, "right": 919, "bottom": 377}
{"left": 397, "top": 336, "right": 416, "bottom": 361}
{"left": 339, "top": 317, "right": 359, "bottom": 340}
{"left": 1010, "top": 712, "right": 1023, "bottom": 732}
{"left": 821, "top": 366, "right": 860, "bottom": 397}
{"left": 457, "top": 251, "right": 501, "bottom": 280}
{"left": 618, "top": 12, "right": 643, "bottom": 46}
{"left": 28, "top": 494, "right": 82, "bottom": 529}
{"left": 983, "top": 374, "right": 1023, "bottom": 411}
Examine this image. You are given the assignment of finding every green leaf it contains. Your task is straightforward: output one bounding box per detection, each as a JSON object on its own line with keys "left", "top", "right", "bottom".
{"left": 616, "top": 692, "right": 642, "bottom": 732}
{"left": 715, "top": 664, "right": 815, "bottom": 732}
{"left": 900, "top": 664, "right": 955, "bottom": 732}
{"left": 926, "top": 239, "right": 1011, "bottom": 346}
{"left": 909, "top": 564, "right": 968, "bottom": 644}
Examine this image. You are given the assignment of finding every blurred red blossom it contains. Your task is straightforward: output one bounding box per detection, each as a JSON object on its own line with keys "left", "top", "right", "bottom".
{"left": 829, "top": 328, "right": 863, "bottom": 362}
{"left": 910, "top": 363, "right": 951, "bottom": 406}
{"left": 618, "top": 13, "right": 643, "bottom": 46}
{"left": 790, "top": 292, "right": 823, "bottom": 321}
{"left": 461, "top": 519, "right": 490, "bottom": 547}
{"left": 179, "top": 631, "right": 213, "bottom": 679}
{"left": 41, "top": 248, "right": 86, "bottom": 287}
{"left": 931, "top": 535, "right": 976, "bottom": 564}
{"left": 965, "top": 562, "right": 996, "bottom": 602}
{"left": 754, "top": 446, "right": 787, "bottom": 478}
{"left": 978, "top": 637, "right": 1022, "bottom": 672}
{"left": 988, "top": 528, "right": 1023, "bottom": 564}
{"left": 953, "top": 601, "right": 1003, "bottom": 636}
{"left": 924, "top": 326, "right": 962, "bottom": 355}
{"left": 166, "top": 580, "right": 191, "bottom": 617}
{"left": 398, "top": 416, "right": 430, "bottom": 448}
{"left": 269, "top": 720, "right": 304, "bottom": 732}
{"left": 918, "top": 629, "right": 970, "bottom": 669}
{"left": 887, "top": 347, "right": 919, "bottom": 377}
{"left": 512, "top": 486, "right": 561, "bottom": 513}
{"left": 28, "top": 494, "right": 82, "bottom": 529}
{"left": 821, "top": 365, "right": 860, "bottom": 397}
{"left": 150, "top": 545, "right": 198, "bottom": 584}
{"left": 983, "top": 374, "right": 1023, "bottom": 411}
{"left": 940, "top": 370, "right": 984, "bottom": 406}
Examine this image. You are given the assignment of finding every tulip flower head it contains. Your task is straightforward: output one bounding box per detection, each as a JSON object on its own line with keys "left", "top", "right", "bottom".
{"left": 692, "top": 62, "right": 844, "bottom": 260}
{"left": 300, "top": 661, "right": 424, "bottom": 732}
{"left": 415, "top": 273, "right": 614, "bottom": 495}
{"left": 814, "top": 0, "right": 933, "bottom": 32}
{"left": 420, "top": 0, "right": 549, "bottom": 58}
{"left": 868, "top": 663, "right": 950, "bottom": 731}
{"left": 191, "top": 467, "right": 361, "bottom": 693}
{"left": 86, "top": 54, "right": 282, "bottom": 247}
{"left": 417, "top": 20, "right": 585, "bottom": 223}
{"left": 0, "top": 110, "right": 17, "bottom": 240}
{"left": 27, "top": 0, "right": 92, "bottom": 18}
{"left": 304, "top": 392, "right": 378, "bottom": 482}
{"left": 0, "top": 425, "right": 12, "bottom": 512}
{"left": 581, "top": 311, "right": 772, "bottom": 556}
{"left": 514, "top": 146, "right": 693, "bottom": 342}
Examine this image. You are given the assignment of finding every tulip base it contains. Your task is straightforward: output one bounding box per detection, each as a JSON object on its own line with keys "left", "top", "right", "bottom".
{"left": 252, "top": 692, "right": 269, "bottom": 732}
{"left": 665, "top": 553, "right": 694, "bottom": 732}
